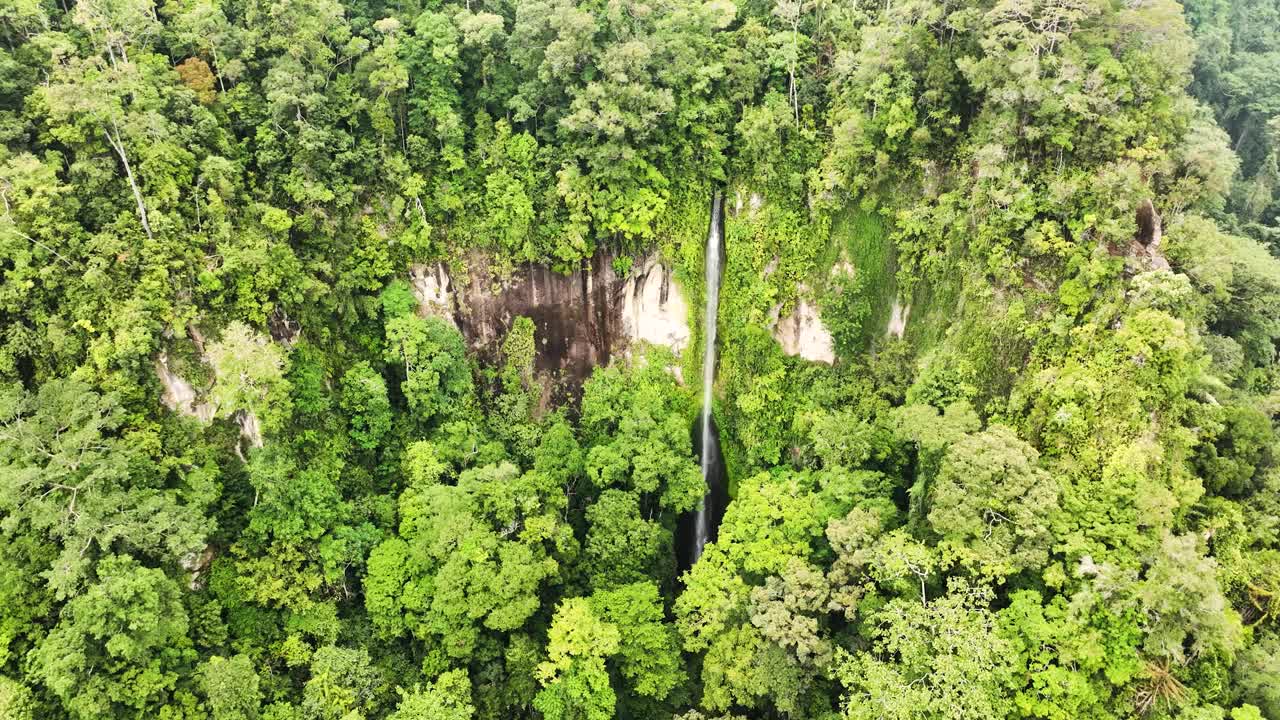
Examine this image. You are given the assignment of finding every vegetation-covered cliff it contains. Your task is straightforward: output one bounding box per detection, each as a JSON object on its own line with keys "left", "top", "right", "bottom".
{"left": 1, "top": 0, "right": 1279, "bottom": 718}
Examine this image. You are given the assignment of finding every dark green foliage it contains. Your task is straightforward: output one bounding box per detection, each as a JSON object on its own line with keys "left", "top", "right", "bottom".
{"left": 29, "top": 555, "right": 194, "bottom": 719}
{"left": 302, "top": 645, "right": 387, "bottom": 719}
{"left": 341, "top": 361, "right": 393, "bottom": 451}
{"left": 1184, "top": 0, "right": 1280, "bottom": 238}
{"left": 579, "top": 359, "right": 703, "bottom": 514}
{"left": 384, "top": 315, "right": 473, "bottom": 425}
{"left": 201, "top": 654, "right": 262, "bottom": 720}
{"left": 1195, "top": 403, "right": 1275, "bottom": 497}
{"left": 2, "top": 0, "right": 1279, "bottom": 719}
{"left": 0, "top": 378, "right": 213, "bottom": 597}
{"left": 582, "top": 490, "right": 672, "bottom": 591}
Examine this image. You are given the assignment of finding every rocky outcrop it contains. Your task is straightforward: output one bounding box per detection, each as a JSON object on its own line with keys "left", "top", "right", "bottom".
{"left": 156, "top": 353, "right": 216, "bottom": 422}
{"left": 237, "top": 411, "right": 264, "bottom": 450}
{"left": 155, "top": 331, "right": 264, "bottom": 458}
{"left": 1127, "top": 199, "right": 1171, "bottom": 272}
{"left": 180, "top": 545, "right": 216, "bottom": 590}
{"left": 415, "top": 250, "right": 691, "bottom": 400}
{"left": 771, "top": 294, "right": 836, "bottom": 364}
{"left": 455, "top": 254, "right": 617, "bottom": 394}
{"left": 732, "top": 189, "right": 764, "bottom": 217}
{"left": 767, "top": 259, "right": 851, "bottom": 364}
{"left": 619, "top": 254, "right": 691, "bottom": 356}
{"left": 268, "top": 308, "right": 301, "bottom": 345}
{"left": 409, "top": 262, "right": 459, "bottom": 328}
{"left": 1136, "top": 198, "right": 1162, "bottom": 248}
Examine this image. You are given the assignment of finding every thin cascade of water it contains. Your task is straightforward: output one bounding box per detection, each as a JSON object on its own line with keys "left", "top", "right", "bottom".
{"left": 691, "top": 190, "right": 724, "bottom": 565}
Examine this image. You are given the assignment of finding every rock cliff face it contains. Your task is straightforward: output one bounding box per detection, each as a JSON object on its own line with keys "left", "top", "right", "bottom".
{"left": 458, "top": 253, "right": 618, "bottom": 393}
{"left": 766, "top": 255, "right": 846, "bottom": 364}
{"left": 156, "top": 353, "right": 216, "bottom": 422}
{"left": 619, "top": 254, "right": 691, "bottom": 356}
{"left": 154, "top": 331, "right": 263, "bottom": 457}
{"left": 409, "top": 262, "right": 458, "bottom": 329}
{"left": 1127, "top": 199, "right": 1170, "bottom": 272}
{"left": 410, "top": 250, "right": 691, "bottom": 399}
{"left": 770, "top": 294, "right": 837, "bottom": 364}
{"left": 159, "top": 252, "right": 691, "bottom": 431}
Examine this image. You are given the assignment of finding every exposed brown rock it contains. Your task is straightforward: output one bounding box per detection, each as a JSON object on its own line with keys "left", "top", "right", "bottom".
{"left": 1128, "top": 199, "right": 1171, "bottom": 272}
{"left": 419, "top": 250, "right": 691, "bottom": 403}
{"left": 1136, "top": 198, "right": 1162, "bottom": 247}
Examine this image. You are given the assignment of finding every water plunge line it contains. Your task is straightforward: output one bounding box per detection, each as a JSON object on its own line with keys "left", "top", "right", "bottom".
{"left": 681, "top": 191, "right": 729, "bottom": 570}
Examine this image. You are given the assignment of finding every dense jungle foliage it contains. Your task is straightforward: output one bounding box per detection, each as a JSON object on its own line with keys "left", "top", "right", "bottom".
{"left": 2, "top": 0, "right": 1280, "bottom": 717}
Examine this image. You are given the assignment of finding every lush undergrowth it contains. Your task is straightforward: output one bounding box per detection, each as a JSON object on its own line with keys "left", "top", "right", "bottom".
{"left": 828, "top": 208, "right": 895, "bottom": 348}
{"left": 3, "top": 0, "right": 1280, "bottom": 719}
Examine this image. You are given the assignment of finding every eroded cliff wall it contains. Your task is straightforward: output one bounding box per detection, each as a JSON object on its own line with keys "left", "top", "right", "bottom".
{"left": 411, "top": 250, "right": 691, "bottom": 399}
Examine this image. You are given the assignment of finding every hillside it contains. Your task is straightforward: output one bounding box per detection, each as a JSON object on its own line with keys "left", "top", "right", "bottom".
{"left": 1, "top": 0, "right": 1279, "bottom": 718}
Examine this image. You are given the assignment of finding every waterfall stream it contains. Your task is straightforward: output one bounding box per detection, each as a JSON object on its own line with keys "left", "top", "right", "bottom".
{"left": 690, "top": 191, "right": 724, "bottom": 565}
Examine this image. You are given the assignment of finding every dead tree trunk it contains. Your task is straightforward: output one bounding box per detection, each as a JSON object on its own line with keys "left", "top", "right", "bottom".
{"left": 103, "top": 120, "right": 152, "bottom": 240}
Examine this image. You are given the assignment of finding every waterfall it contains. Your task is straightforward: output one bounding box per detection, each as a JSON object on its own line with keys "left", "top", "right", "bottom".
{"left": 691, "top": 191, "right": 724, "bottom": 565}
{"left": 886, "top": 294, "right": 911, "bottom": 339}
